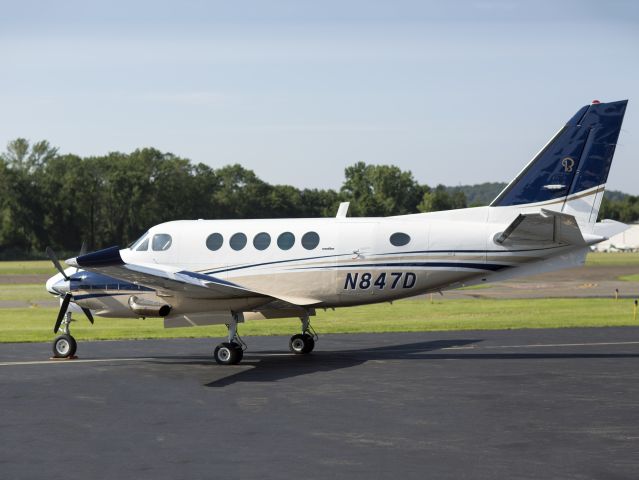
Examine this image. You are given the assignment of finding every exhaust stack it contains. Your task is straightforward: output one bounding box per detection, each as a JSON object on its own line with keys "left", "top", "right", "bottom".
{"left": 128, "top": 296, "right": 172, "bottom": 317}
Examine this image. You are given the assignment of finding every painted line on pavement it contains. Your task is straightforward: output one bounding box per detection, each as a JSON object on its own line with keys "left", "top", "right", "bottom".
{"left": 442, "top": 341, "right": 639, "bottom": 350}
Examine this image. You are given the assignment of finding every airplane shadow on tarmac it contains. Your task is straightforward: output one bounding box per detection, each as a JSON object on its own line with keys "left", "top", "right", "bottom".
{"left": 143, "top": 338, "right": 639, "bottom": 388}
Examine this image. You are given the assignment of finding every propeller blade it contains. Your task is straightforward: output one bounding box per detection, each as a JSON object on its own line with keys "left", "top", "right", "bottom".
{"left": 54, "top": 293, "right": 72, "bottom": 333}
{"left": 46, "top": 246, "right": 69, "bottom": 281}
{"left": 75, "top": 241, "right": 88, "bottom": 273}
{"left": 81, "top": 307, "right": 94, "bottom": 324}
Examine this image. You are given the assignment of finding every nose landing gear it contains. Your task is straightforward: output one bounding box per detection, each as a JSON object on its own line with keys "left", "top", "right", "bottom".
{"left": 52, "top": 312, "right": 78, "bottom": 359}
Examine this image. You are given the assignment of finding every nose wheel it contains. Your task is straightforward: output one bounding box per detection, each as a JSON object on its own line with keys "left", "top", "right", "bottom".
{"left": 53, "top": 334, "right": 77, "bottom": 358}
{"left": 51, "top": 311, "right": 78, "bottom": 359}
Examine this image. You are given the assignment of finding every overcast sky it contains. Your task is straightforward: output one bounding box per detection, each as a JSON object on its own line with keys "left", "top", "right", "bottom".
{"left": 1, "top": 1, "right": 637, "bottom": 193}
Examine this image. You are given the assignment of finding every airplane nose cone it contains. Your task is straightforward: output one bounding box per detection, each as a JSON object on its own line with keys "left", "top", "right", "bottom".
{"left": 45, "top": 273, "right": 69, "bottom": 295}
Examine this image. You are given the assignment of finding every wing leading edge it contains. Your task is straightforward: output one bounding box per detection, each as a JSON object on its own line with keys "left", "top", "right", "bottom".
{"left": 66, "top": 246, "right": 321, "bottom": 306}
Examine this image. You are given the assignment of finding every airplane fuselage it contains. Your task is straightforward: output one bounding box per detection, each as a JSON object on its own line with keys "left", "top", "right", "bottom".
{"left": 51, "top": 206, "right": 583, "bottom": 322}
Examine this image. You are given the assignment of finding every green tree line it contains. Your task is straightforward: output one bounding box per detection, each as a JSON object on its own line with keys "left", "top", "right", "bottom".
{"left": 1, "top": 139, "right": 637, "bottom": 259}
{"left": 0, "top": 139, "right": 469, "bottom": 259}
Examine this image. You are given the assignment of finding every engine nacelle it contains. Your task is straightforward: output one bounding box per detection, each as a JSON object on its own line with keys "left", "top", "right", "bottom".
{"left": 128, "top": 296, "right": 172, "bottom": 317}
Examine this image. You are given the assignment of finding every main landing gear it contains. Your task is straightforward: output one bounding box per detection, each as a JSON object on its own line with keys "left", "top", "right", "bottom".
{"left": 52, "top": 312, "right": 77, "bottom": 358}
{"left": 289, "top": 314, "right": 317, "bottom": 355}
{"left": 213, "top": 312, "right": 318, "bottom": 365}
{"left": 214, "top": 316, "right": 246, "bottom": 365}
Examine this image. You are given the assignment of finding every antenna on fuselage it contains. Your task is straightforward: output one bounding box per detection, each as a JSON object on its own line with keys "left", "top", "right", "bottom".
{"left": 336, "top": 202, "right": 350, "bottom": 218}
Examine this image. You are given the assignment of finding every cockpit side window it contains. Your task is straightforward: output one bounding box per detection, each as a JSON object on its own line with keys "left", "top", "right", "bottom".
{"left": 152, "top": 234, "right": 172, "bottom": 251}
{"left": 136, "top": 238, "right": 149, "bottom": 251}
{"left": 130, "top": 232, "right": 149, "bottom": 250}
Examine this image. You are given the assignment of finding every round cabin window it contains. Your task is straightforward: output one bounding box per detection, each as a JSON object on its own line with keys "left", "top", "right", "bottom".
{"left": 389, "top": 232, "right": 411, "bottom": 247}
{"left": 277, "top": 232, "right": 295, "bottom": 250}
{"left": 301, "top": 231, "right": 320, "bottom": 250}
{"left": 230, "top": 232, "right": 247, "bottom": 251}
{"left": 206, "top": 233, "right": 224, "bottom": 251}
{"left": 253, "top": 232, "right": 271, "bottom": 251}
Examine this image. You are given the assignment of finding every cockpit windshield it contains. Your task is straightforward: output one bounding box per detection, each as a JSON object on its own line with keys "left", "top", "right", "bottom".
{"left": 130, "top": 232, "right": 149, "bottom": 250}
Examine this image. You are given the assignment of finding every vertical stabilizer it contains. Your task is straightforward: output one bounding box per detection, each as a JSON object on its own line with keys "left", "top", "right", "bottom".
{"left": 491, "top": 100, "right": 628, "bottom": 227}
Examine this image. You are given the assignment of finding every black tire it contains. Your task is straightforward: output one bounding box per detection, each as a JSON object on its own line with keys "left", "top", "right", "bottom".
{"left": 214, "top": 342, "right": 242, "bottom": 365}
{"left": 302, "top": 334, "right": 315, "bottom": 353}
{"left": 289, "top": 334, "right": 314, "bottom": 354}
{"left": 53, "top": 334, "right": 77, "bottom": 358}
{"left": 233, "top": 343, "right": 244, "bottom": 363}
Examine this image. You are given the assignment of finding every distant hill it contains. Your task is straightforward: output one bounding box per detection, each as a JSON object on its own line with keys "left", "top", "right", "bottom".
{"left": 603, "top": 190, "right": 629, "bottom": 202}
{"left": 445, "top": 183, "right": 631, "bottom": 207}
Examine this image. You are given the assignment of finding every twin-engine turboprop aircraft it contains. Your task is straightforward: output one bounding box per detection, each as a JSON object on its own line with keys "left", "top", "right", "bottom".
{"left": 45, "top": 99, "right": 629, "bottom": 364}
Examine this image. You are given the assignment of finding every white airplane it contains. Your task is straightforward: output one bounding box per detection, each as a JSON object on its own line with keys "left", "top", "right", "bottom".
{"left": 45, "top": 99, "right": 629, "bottom": 364}
{"left": 607, "top": 243, "right": 637, "bottom": 253}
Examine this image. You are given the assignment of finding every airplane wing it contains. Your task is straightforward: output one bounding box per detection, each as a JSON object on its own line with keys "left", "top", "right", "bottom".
{"left": 494, "top": 209, "right": 602, "bottom": 246}
{"left": 66, "top": 246, "right": 320, "bottom": 306}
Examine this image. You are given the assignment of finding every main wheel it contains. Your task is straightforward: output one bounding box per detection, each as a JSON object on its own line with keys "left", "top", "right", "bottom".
{"left": 214, "top": 342, "right": 242, "bottom": 365}
{"left": 289, "top": 333, "right": 315, "bottom": 354}
{"left": 233, "top": 343, "right": 244, "bottom": 363}
{"left": 53, "top": 334, "right": 77, "bottom": 358}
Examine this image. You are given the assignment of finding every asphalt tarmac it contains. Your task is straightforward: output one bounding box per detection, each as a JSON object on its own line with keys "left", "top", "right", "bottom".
{"left": 1, "top": 329, "right": 639, "bottom": 480}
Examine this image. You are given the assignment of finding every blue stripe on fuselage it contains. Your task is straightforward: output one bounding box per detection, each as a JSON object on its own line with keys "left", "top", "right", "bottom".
{"left": 292, "top": 262, "right": 510, "bottom": 272}
{"left": 201, "top": 247, "right": 560, "bottom": 275}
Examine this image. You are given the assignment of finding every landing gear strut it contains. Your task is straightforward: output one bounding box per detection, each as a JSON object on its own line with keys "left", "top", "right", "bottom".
{"left": 52, "top": 312, "right": 77, "bottom": 358}
{"left": 214, "top": 314, "right": 246, "bottom": 365}
{"left": 289, "top": 313, "right": 317, "bottom": 354}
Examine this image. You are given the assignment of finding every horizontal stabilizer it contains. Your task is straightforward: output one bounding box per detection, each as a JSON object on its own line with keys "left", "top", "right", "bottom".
{"left": 495, "top": 209, "right": 593, "bottom": 246}
{"left": 591, "top": 219, "right": 630, "bottom": 239}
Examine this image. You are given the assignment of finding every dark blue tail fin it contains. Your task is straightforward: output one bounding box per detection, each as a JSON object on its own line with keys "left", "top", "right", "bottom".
{"left": 491, "top": 100, "right": 628, "bottom": 208}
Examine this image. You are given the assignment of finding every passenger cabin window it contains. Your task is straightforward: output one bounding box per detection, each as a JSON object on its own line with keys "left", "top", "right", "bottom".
{"left": 301, "top": 231, "right": 320, "bottom": 250}
{"left": 152, "top": 234, "right": 172, "bottom": 251}
{"left": 389, "top": 232, "right": 411, "bottom": 247}
{"left": 253, "top": 232, "right": 271, "bottom": 250}
{"left": 277, "top": 232, "right": 295, "bottom": 250}
{"left": 136, "top": 238, "right": 149, "bottom": 251}
{"left": 206, "top": 233, "right": 224, "bottom": 251}
{"left": 230, "top": 232, "right": 247, "bottom": 251}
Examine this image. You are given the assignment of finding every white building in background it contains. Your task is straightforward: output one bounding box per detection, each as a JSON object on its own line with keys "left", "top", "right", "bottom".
{"left": 593, "top": 223, "right": 639, "bottom": 252}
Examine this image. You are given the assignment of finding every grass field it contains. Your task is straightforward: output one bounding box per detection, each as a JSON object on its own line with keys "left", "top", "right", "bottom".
{"left": 1, "top": 297, "right": 638, "bottom": 343}
{"left": 585, "top": 252, "right": 639, "bottom": 266}
{"left": 619, "top": 274, "right": 639, "bottom": 282}
{"left": 2, "top": 284, "right": 51, "bottom": 303}
{"left": 0, "top": 260, "right": 56, "bottom": 276}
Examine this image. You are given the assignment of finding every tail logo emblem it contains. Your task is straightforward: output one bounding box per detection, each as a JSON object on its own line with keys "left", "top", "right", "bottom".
{"left": 561, "top": 157, "right": 575, "bottom": 173}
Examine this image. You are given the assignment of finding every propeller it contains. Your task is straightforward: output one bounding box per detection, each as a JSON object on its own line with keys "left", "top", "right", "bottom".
{"left": 53, "top": 293, "right": 72, "bottom": 333}
{"left": 46, "top": 246, "right": 69, "bottom": 281}
{"left": 46, "top": 244, "right": 95, "bottom": 333}
{"left": 82, "top": 307, "right": 94, "bottom": 324}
